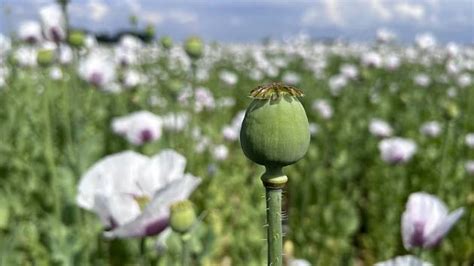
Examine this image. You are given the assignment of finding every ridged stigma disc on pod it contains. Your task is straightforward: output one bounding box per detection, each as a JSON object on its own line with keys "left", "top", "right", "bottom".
{"left": 240, "top": 83, "right": 310, "bottom": 168}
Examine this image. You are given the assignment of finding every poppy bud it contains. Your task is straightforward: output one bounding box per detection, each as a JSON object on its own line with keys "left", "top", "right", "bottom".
{"left": 37, "top": 49, "right": 55, "bottom": 66}
{"left": 68, "top": 30, "right": 85, "bottom": 48}
{"left": 170, "top": 200, "right": 196, "bottom": 234}
{"left": 161, "top": 36, "right": 173, "bottom": 50}
{"left": 184, "top": 36, "right": 203, "bottom": 60}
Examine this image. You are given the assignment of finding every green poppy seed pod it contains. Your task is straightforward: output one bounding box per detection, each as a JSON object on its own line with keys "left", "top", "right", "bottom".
{"left": 442, "top": 101, "right": 460, "bottom": 120}
{"left": 145, "top": 24, "right": 155, "bottom": 39}
{"left": 184, "top": 36, "right": 203, "bottom": 60}
{"left": 68, "top": 31, "right": 85, "bottom": 48}
{"left": 160, "top": 36, "right": 173, "bottom": 50}
{"left": 37, "top": 49, "right": 55, "bottom": 66}
{"left": 170, "top": 200, "right": 196, "bottom": 234}
{"left": 240, "top": 83, "right": 310, "bottom": 171}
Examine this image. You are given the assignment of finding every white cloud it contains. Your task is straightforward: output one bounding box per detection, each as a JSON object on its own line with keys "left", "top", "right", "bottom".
{"left": 323, "top": 0, "right": 344, "bottom": 26}
{"left": 368, "top": 0, "right": 393, "bottom": 21}
{"left": 394, "top": 2, "right": 425, "bottom": 21}
{"left": 167, "top": 10, "right": 198, "bottom": 24}
{"left": 88, "top": 0, "right": 109, "bottom": 22}
{"left": 142, "top": 11, "right": 164, "bottom": 24}
{"left": 125, "top": 0, "right": 141, "bottom": 14}
{"left": 301, "top": 7, "right": 320, "bottom": 26}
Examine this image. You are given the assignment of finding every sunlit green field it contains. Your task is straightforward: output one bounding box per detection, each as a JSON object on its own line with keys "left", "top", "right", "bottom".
{"left": 0, "top": 35, "right": 473, "bottom": 265}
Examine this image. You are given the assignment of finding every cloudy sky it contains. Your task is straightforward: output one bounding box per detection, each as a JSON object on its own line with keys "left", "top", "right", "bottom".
{"left": 1, "top": 0, "right": 473, "bottom": 43}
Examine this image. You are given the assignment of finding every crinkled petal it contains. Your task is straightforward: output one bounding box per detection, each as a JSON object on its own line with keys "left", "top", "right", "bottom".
{"left": 375, "top": 255, "right": 432, "bottom": 266}
{"left": 103, "top": 174, "right": 201, "bottom": 238}
{"left": 76, "top": 151, "right": 148, "bottom": 210}
{"left": 137, "top": 149, "right": 187, "bottom": 196}
{"left": 401, "top": 192, "right": 448, "bottom": 249}
{"left": 424, "top": 208, "right": 465, "bottom": 248}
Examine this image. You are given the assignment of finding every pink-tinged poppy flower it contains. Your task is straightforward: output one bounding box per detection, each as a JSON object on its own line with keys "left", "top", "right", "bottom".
{"left": 465, "top": 160, "right": 474, "bottom": 175}
{"left": 376, "top": 28, "right": 396, "bottom": 43}
{"left": 402, "top": 192, "right": 464, "bottom": 250}
{"left": 222, "top": 110, "right": 245, "bottom": 142}
{"left": 378, "top": 137, "right": 416, "bottom": 164}
{"left": 111, "top": 111, "right": 163, "bottom": 145}
{"left": 78, "top": 51, "right": 116, "bottom": 87}
{"left": 18, "top": 21, "right": 42, "bottom": 44}
{"left": 39, "top": 4, "right": 66, "bottom": 43}
{"left": 375, "top": 255, "right": 432, "bottom": 266}
{"left": 420, "top": 121, "right": 442, "bottom": 138}
{"left": 76, "top": 150, "right": 201, "bottom": 238}
{"left": 369, "top": 119, "right": 393, "bottom": 138}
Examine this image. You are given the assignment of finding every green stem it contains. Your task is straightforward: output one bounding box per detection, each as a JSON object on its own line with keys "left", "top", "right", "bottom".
{"left": 412, "top": 248, "right": 424, "bottom": 266}
{"left": 262, "top": 166, "right": 287, "bottom": 266}
{"left": 140, "top": 238, "right": 148, "bottom": 266}
{"left": 181, "top": 234, "right": 191, "bottom": 266}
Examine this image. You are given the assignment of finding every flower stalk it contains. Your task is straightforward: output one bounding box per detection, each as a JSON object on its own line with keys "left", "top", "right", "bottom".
{"left": 240, "top": 83, "right": 309, "bottom": 266}
{"left": 262, "top": 166, "right": 287, "bottom": 266}
{"left": 181, "top": 233, "right": 191, "bottom": 266}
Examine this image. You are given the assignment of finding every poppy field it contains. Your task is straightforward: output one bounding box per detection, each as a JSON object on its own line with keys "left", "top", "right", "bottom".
{"left": 0, "top": 4, "right": 474, "bottom": 266}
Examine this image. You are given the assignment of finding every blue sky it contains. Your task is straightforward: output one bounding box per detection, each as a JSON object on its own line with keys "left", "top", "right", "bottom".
{"left": 1, "top": 0, "right": 473, "bottom": 43}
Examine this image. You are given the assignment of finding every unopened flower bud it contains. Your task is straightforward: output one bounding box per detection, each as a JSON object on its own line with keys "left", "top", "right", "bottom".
{"left": 161, "top": 36, "right": 173, "bottom": 50}
{"left": 240, "top": 83, "right": 310, "bottom": 169}
{"left": 442, "top": 101, "right": 460, "bottom": 120}
{"left": 68, "top": 30, "right": 85, "bottom": 48}
{"left": 145, "top": 24, "right": 155, "bottom": 39}
{"left": 170, "top": 200, "right": 196, "bottom": 234}
{"left": 37, "top": 49, "right": 55, "bottom": 66}
{"left": 184, "top": 36, "right": 203, "bottom": 60}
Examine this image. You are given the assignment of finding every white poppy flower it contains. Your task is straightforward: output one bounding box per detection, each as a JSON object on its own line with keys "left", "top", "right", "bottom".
{"left": 222, "top": 110, "right": 245, "bottom": 141}
{"left": 78, "top": 51, "right": 116, "bottom": 87}
{"left": 465, "top": 160, "right": 474, "bottom": 175}
{"left": 465, "top": 133, "right": 474, "bottom": 149}
{"left": 376, "top": 28, "right": 396, "bottom": 43}
{"left": 415, "top": 33, "right": 437, "bottom": 50}
{"left": 340, "top": 64, "right": 358, "bottom": 80}
{"left": 194, "top": 87, "right": 215, "bottom": 112}
{"left": 328, "top": 74, "right": 347, "bottom": 96}
{"left": 123, "top": 69, "right": 142, "bottom": 88}
{"left": 457, "top": 73, "right": 472, "bottom": 88}
{"left": 77, "top": 150, "right": 201, "bottom": 238}
{"left": 375, "top": 255, "right": 432, "bottom": 266}
{"left": 402, "top": 192, "right": 464, "bottom": 249}
{"left": 289, "top": 258, "right": 311, "bottom": 266}
{"left": 115, "top": 47, "right": 139, "bottom": 66}
{"left": 361, "top": 51, "right": 382, "bottom": 68}
{"left": 39, "top": 4, "right": 66, "bottom": 43}
{"left": 118, "top": 35, "right": 143, "bottom": 52}
{"left": 18, "top": 21, "right": 42, "bottom": 44}
{"left": 49, "top": 67, "right": 63, "bottom": 80}
{"left": 378, "top": 137, "right": 417, "bottom": 164}
{"left": 0, "top": 34, "right": 11, "bottom": 55}
{"left": 112, "top": 111, "right": 163, "bottom": 145}
{"left": 59, "top": 45, "right": 73, "bottom": 64}
{"left": 282, "top": 72, "right": 301, "bottom": 85}
{"left": 212, "top": 144, "right": 229, "bottom": 161}
{"left": 219, "top": 70, "right": 238, "bottom": 86}
{"left": 414, "top": 74, "right": 430, "bottom": 87}
{"left": 312, "top": 99, "right": 333, "bottom": 120}
{"left": 14, "top": 46, "right": 37, "bottom": 67}
{"left": 420, "top": 121, "right": 442, "bottom": 138}
{"left": 384, "top": 54, "right": 401, "bottom": 71}
{"left": 309, "top": 123, "right": 319, "bottom": 136}
{"left": 161, "top": 112, "right": 189, "bottom": 132}
{"left": 216, "top": 97, "right": 236, "bottom": 108}
{"left": 369, "top": 119, "right": 393, "bottom": 138}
